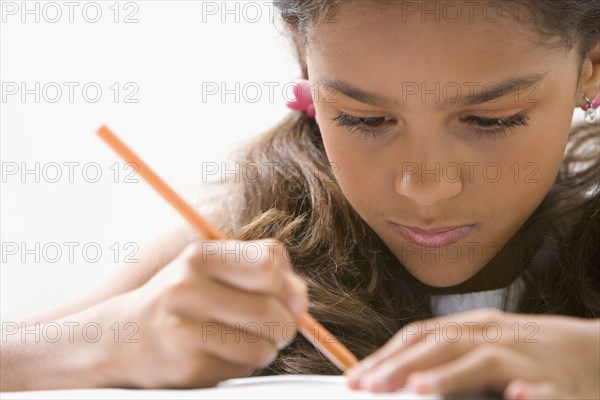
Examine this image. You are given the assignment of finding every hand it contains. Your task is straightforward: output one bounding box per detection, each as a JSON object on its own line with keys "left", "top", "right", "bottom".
{"left": 98, "top": 239, "right": 309, "bottom": 388}
{"left": 345, "top": 308, "right": 600, "bottom": 399}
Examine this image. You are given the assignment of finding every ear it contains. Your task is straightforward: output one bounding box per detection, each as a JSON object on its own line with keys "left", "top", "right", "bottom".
{"left": 575, "top": 42, "right": 600, "bottom": 108}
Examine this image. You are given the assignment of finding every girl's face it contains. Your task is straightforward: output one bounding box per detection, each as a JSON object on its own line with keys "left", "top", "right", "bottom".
{"left": 305, "top": 2, "right": 589, "bottom": 287}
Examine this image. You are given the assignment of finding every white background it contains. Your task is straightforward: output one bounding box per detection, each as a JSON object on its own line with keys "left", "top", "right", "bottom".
{"left": 1, "top": 0, "right": 299, "bottom": 322}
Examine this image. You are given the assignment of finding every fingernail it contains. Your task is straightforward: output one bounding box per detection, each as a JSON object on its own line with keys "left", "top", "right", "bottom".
{"left": 290, "top": 275, "right": 307, "bottom": 296}
{"left": 289, "top": 297, "right": 307, "bottom": 316}
{"left": 287, "top": 276, "right": 308, "bottom": 315}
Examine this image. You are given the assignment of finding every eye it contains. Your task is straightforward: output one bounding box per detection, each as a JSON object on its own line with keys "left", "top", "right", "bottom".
{"left": 331, "top": 111, "right": 531, "bottom": 140}
{"left": 459, "top": 111, "right": 531, "bottom": 139}
{"left": 331, "top": 112, "right": 394, "bottom": 139}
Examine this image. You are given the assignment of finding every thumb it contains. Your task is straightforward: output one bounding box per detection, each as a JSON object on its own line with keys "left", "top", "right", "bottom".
{"left": 504, "top": 379, "right": 562, "bottom": 400}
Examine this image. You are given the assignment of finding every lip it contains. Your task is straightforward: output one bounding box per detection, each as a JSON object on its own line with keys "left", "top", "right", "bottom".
{"left": 390, "top": 222, "right": 476, "bottom": 247}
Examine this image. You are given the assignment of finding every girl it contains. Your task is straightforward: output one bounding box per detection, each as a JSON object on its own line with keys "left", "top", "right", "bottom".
{"left": 2, "top": 1, "right": 599, "bottom": 398}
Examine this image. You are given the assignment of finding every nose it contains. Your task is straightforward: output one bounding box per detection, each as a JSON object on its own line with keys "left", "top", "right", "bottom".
{"left": 395, "top": 161, "right": 463, "bottom": 206}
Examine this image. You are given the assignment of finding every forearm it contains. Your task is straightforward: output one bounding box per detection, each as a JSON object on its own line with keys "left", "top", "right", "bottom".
{"left": 0, "top": 299, "right": 121, "bottom": 392}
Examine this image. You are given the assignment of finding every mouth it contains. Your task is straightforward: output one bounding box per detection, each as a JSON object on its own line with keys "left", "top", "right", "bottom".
{"left": 389, "top": 222, "right": 477, "bottom": 247}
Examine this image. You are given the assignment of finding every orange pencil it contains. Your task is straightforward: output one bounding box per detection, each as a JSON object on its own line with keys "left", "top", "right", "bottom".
{"left": 96, "top": 125, "right": 358, "bottom": 372}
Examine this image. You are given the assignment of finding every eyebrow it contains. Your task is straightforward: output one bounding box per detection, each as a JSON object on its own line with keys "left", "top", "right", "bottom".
{"left": 316, "top": 72, "right": 548, "bottom": 109}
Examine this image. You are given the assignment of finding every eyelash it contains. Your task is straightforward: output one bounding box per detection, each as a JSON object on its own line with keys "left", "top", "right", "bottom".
{"left": 461, "top": 112, "right": 531, "bottom": 139}
{"left": 331, "top": 111, "right": 531, "bottom": 140}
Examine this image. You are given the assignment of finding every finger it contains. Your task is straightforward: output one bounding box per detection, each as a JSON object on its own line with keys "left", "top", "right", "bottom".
{"left": 504, "top": 379, "right": 563, "bottom": 400}
{"left": 183, "top": 240, "right": 308, "bottom": 314}
{"left": 165, "top": 278, "right": 299, "bottom": 348}
{"left": 352, "top": 338, "right": 470, "bottom": 391}
{"left": 404, "top": 345, "right": 540, "bottom": 396}
{"left": 165, "top": 313, "right": 279, "bottom": 370}
{"left": 187, "top": 239, "right": 292, "bottom": 283}
{"left": 348, "top": 308, "right": 507, "bottom": 380}
{"left": 199, "top": 322, "right": 279, "bottom": 368}
{"left": 346, "top": 320, "right": 424, "bottom": 379}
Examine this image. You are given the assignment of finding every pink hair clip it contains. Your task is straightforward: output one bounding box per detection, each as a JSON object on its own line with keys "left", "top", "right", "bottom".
{"left": 285, "top": 78, "right": 316, "bottom": 119}
{"left": 582, "top": 92, "right": 600, "bottom": 123}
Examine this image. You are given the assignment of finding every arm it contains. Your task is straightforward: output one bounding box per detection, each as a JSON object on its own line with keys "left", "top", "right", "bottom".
{"left": 1, "top": 294, "right": 128, "bottom": 391}
{"left": 1, "top": 232, "right": 308, "bottom": 391}
{"left": 1, "top": 225, "right": 198, "bottom": 391}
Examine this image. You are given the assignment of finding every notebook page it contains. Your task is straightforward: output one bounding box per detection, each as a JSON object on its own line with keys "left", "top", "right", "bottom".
{"left": 1, "top": 375, "right": 441, "bottom": 399}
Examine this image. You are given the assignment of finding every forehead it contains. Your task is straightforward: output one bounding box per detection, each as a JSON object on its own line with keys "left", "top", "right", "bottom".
{"left": 306, "top": 1, "right": 567, "bottom": 95}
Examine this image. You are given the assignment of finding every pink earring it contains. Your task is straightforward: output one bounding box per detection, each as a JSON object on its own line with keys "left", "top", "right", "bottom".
{"left": 581, "top": 92, "right": 600, "bottom": 123}
{"left": 285, "top": 78, "right": 316, "bottom": 119}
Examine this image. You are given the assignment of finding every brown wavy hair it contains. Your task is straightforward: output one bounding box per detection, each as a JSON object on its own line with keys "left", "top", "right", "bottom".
{"left": 205, "top": 0, "right": 600, "bottom": 375}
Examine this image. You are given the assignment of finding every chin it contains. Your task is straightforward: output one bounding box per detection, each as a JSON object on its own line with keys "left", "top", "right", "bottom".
{"left": 402, "top": 261, "right": 483, "bottom": 288}
{"left": 417, "top": 275, "right": 472, "bottom": 288}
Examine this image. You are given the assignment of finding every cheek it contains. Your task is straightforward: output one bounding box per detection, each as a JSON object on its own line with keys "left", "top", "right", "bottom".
{"left": 320, "top": 129, "right": 389, "bottom": 220}
{"left": 493, "top": 103, "right": 572, "bottom": 207}
{"left": 472, "top": 107, "right": 572, "bottom": 245}
{"left": 321, "top": 132, "right": 367, "bottom": 194}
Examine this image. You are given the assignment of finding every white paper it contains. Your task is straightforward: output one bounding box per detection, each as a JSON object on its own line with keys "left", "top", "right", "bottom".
{"left": 1, "top": 375, "right": 441, "bottom": 399}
